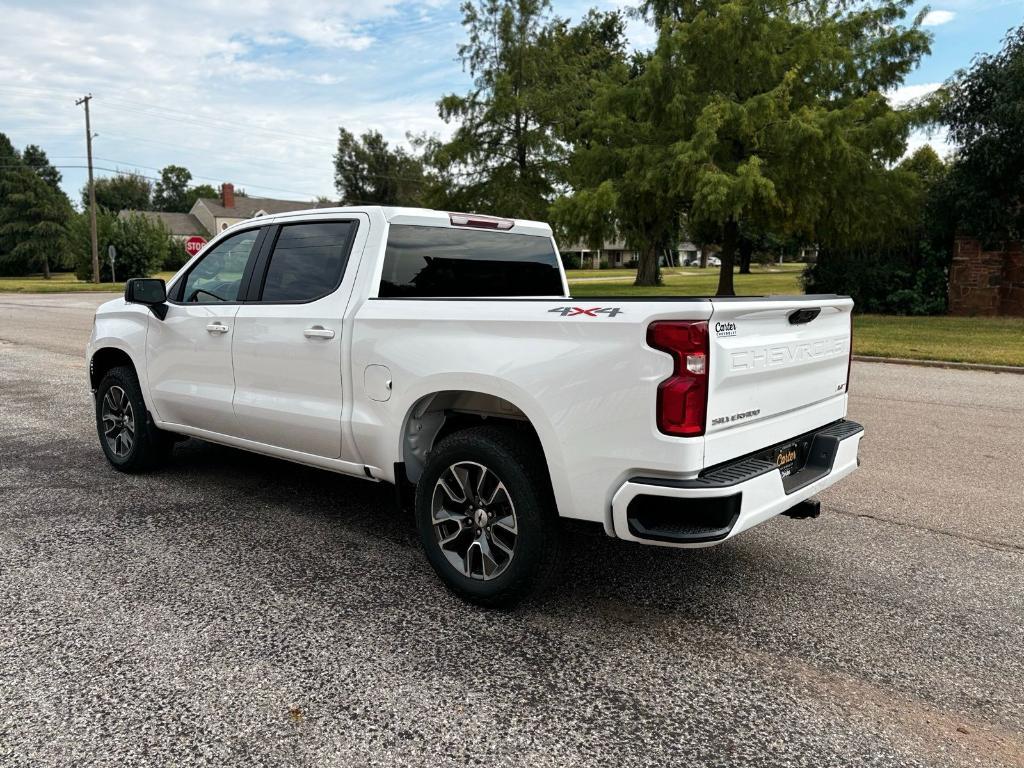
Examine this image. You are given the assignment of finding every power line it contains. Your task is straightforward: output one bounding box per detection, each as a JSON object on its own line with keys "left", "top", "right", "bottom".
{"left": 98, "top": 99, "right": 336, "bottom": 147}
{"left": 0, "top": 84, "right": 338, "bottom": 148}
{"left": 6, "top": 88, "right": 434, "bottom": 196}
{"left": 0, "top": 164, "right": 325, "bottom": 201}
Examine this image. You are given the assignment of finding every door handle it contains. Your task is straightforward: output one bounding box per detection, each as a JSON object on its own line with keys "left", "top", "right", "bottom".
{"left": 206, "top": 323, "right": 229, "bottom": 334}
{"left": 304, "top": 326, "right": 335, "bottom": 340}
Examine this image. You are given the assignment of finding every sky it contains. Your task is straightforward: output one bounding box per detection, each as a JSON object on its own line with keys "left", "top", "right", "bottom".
{"left": 1, "top": 0, "right": 1021, "bottom": 208}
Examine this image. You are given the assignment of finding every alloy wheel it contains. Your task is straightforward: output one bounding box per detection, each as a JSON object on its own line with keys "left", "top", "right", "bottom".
{"left": 101, "top": 385, "right": 135, "bottom": 457}
{"left": 431, "top": 461, "right": 518, "bottom": 580}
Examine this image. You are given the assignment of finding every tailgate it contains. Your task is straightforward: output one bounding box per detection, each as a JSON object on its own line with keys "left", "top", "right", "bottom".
{"left": 705, "top": 296, "right": 852, "bottom": 448}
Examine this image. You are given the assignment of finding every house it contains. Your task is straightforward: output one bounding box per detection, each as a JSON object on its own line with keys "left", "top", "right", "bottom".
{"left": 560, "top": 240, "right": 706, "bottom": 269}
{"left": 120, "top": 183, "right": 333, "bottom": 244}
{"left": 191, "top": 183, "right": 334, "bottom": 235}
{"left": 118, "top": 210, "right": 208, "bottom": 243}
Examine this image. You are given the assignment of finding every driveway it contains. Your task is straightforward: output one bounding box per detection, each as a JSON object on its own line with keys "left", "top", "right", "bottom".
{"left": 1, "top": 293, "right": 1022, "bottom": 767}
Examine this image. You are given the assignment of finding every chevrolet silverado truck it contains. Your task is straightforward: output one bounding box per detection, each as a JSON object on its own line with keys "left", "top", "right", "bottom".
{"left": 87, "top": 207, "right": 863, "bottom": 606}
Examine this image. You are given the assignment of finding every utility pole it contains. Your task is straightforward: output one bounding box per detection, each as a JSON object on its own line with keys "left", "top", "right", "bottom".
{"left": 76, "top": 94, "right": 100, "bottom": 283}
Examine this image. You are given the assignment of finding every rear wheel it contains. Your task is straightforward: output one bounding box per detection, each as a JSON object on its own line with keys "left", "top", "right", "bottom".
{"left": 95, "top": 366, "right": 173, "bottom": 472}
{"left": 415, "top": 426, "right": 559, "bottom": 607}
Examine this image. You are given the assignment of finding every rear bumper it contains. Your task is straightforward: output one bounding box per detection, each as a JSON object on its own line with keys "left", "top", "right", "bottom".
{"left": 610, "top": 420, "right": 863, "bottom": 548}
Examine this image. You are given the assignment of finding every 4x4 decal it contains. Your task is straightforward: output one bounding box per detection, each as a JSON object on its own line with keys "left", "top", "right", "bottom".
{"left": 548, "top": 306, "right": 624, "bottom": 317}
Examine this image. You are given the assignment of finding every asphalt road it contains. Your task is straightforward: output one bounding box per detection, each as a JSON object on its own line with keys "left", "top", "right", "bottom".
{"left": 1, "top": 293, "right": 1022, "bottom": 767}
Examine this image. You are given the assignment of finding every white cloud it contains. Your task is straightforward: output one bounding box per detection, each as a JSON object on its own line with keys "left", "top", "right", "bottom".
{"left": 904, "top": 128, "right": 953, "bottom": 161}
{"left": 922, "top": 10, "right": 956, "bottom": 26}
{"left": 0, "top": 0, "right": 464, "bottom": 204}
{"left": 887, "top": 82, "right": 942, "bottom": 106}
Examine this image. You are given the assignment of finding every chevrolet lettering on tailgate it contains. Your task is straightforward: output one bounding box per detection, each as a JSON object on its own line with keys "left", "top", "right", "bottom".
{"left": 730, "top": 336, "right": 848, "bottom": 371}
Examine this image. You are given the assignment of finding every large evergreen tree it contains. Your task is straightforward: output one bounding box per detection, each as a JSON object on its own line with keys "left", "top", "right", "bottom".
{"left": 427, "top": 0, "right": 557, "bottom": 218}
{"left": 419, "top": 2, "right": 627, "bottom": 219}
{"left": 554, "top": 0, "right": 932, "bottom": 291}
{"left": 0, "top": 134, "right": 72, "bottom": 277}
{"left": 941, "top": 25, "right": 1024, "bottom": 244}
{"left": 0, "top": 133, "right": 21, "bottom": 265}
{"left": 333, "top": 128, "right": 425, "bottom": 205}
{"left": 21, "top": 145, "right": 62, "bottom": 192}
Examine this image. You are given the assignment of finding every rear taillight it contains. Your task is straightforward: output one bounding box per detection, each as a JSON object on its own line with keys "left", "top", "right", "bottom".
{"left": 647, "top": 321, "right": 709, "bottom": 437}
{"left": 846, "top": 313, "right": 853, "bottom": 393}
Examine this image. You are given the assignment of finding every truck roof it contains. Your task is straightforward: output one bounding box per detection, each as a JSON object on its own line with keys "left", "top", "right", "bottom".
{"left": 241, "top": 205, "right": 554, "bottom": 239}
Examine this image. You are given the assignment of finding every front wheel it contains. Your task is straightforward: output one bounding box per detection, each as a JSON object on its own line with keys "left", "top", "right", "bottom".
{"left": 95, "top": 365, "right": 173, "bottom": 473}
{"left": 415, "top": 426, "right": 559, "bottom": 608}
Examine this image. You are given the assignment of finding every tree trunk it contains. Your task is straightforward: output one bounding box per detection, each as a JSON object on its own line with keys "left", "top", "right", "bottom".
{"left": 716, "top": 220, "right": 739, "bottom": 296}
{"left": 42, "top": 257, "right": 50, "bottom": 279}
{"left": 699, "top": 242, "right": 708, "bottom": 268}
{"left": 635, "top": 243, "right": 661, "bottom": 286}
{"left": 738, "top": 237, "right": 753, "bottom": 275}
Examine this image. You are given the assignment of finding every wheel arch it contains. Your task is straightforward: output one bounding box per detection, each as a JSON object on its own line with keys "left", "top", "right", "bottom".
{"left": 397, "top": 388, "right": 567, "bottom": 516}
{"left": 89, "top": 345, "right": 138, "bottom": 391}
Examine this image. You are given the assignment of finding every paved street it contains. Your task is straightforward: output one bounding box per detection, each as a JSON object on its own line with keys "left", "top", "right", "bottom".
{"left": 1, "top": 293, "right": 1022, "bottom": 767}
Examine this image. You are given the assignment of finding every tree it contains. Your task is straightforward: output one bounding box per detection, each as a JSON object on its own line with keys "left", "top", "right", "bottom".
{"left": 21, "top": 145, "right": 62, "bottom": 191}
{"left": 0, "top": 171, "right": 72, "bottom": 278}
{"left": 554, "top": 0, "right": 931, "bottom": 291}
{"left": 334, "top": 128, "right": 425, "bottom": 205}
{"left": 0, "top": 133, "right": 22, "bottom": 266}
{"left": 89, "top": 172, "right": 153, "bottom": 212}
{"left": 423, "top": 0, "right": 567, "bottom": 219}
{"left": 940, "top": 25, "right": 1024, "bottom": 244}
{"left": 152, "top": 165, "right": 193, "bottom": 212}
{"left": 803, "top": 145, "right": 952, "bottom": 314}
{"left": 0, "top": 135, "right": 72, "bottom": 277}
{"left": 184, "top": 183, "right": 218, "bottom": 211}
{"left": 72, "top": 210, "right": 170, "bottom": 282}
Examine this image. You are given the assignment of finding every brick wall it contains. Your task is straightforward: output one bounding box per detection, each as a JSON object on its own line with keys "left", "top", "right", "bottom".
{"left": 948, "top": 237, "right": 1024, "bottom": 316}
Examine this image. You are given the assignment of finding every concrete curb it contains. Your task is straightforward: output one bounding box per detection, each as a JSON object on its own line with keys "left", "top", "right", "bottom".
{"left": 852, "top": 355, "right": 1024, "bottom": 375}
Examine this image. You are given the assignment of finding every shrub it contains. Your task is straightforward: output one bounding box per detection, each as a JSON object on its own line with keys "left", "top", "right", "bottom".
{"left": 802, "top": 241, "right": 949, "bottom": 315}
{"left": 72, "top": 211, "right": 172, "bottom": 281}
{"left": 163, "top": 239, "right": 191, "bottom": 271}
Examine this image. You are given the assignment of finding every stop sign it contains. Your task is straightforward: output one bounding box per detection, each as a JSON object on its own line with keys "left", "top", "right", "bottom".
{"left": 185, "top": 236, "right": 207, "bottom": 256}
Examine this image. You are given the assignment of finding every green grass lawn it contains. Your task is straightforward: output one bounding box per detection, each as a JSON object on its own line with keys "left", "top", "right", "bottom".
{"left": 564, "top": 263, "right": 804, "bottom": 281}
{"left": 3, "top": 270, "right": 1021, "bottom": 367}
{"left": 853, "top": 315, "right": 1024, "bottom": 367}
{"left": 569, "top": 264, "right": 804, "bottom": 297}
{"left": 566, "top": 267, "right": 1023, "bottom": 367}
{"left": 0, "top": 271, "right": 177, "bottom": 293}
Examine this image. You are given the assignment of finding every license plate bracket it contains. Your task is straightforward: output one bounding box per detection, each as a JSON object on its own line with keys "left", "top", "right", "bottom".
{"left": 772, "top": 442, "right": 802, "bottom": 478}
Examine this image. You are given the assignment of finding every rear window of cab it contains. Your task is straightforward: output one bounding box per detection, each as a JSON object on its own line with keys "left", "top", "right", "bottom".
{"left": 379, "top": 224, "right": 564, "bottom": 298}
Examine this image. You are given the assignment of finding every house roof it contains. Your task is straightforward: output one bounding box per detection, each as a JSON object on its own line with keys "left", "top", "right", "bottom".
{"left": 195, "top": 196, "right": 334, "bottom": 219}
{"left": 119, "top": 210, "right": 209, "bottom": 237}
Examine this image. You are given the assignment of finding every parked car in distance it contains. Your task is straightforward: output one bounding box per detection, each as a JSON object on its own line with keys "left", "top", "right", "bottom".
{"left": 682, "top": 255, "right": 721, "bottom": 267}
{"left": 87, "top": 207, "right": 862, "bottom": 606}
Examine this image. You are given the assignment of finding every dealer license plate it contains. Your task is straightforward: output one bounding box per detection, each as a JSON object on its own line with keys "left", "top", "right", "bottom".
{"left": 773, "top": 442, "right": 801, "bottom": 478}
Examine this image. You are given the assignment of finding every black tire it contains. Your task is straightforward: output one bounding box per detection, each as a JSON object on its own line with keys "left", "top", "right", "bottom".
{"left": 95, "top": 365, "right": 174, "bottom": 473}
{"left": 415, "top": 425, "right": 559, "bottom": 608}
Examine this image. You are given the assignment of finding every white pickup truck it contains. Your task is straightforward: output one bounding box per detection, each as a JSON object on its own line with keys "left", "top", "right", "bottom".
{"left": 87, "top": 207, "right": 862, "bottom": 605}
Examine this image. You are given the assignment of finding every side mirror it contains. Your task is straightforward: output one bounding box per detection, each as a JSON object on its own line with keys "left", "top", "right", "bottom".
{"left": 125, "top": 278, "right": 168, "bottom": 320}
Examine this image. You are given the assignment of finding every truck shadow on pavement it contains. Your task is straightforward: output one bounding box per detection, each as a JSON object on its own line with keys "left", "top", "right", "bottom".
{"left": 158, "top": 437, "right": 777, "bottom": 622}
